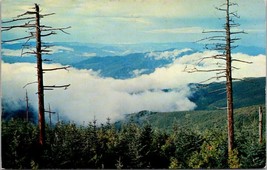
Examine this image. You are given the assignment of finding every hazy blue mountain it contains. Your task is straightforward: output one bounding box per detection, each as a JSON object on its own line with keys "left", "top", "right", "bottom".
{"left": 2, "top": 41, "right": 265, "bottom": 79}
{"left": 72, "top": 48, "right": 196, "bottom": 79}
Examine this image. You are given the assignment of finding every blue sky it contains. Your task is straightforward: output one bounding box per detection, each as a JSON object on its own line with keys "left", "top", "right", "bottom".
{"left": 2, "top": 0, "right": 266, "bottom": 47}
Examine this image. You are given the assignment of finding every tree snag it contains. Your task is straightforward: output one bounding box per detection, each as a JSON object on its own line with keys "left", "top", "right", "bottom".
{"left": 2, "top": 3, "right": 71, "bottom": 146}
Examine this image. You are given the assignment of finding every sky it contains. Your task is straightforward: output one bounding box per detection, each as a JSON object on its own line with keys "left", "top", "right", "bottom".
{"left": 2, "top": 0, "right": 266, "bottom": 47}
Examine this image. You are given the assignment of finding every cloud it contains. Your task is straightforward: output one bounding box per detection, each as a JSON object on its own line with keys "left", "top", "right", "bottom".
{"left": 147, "top": 27, "right": 204, "bottom": 34}
{"left": 2, "top": 46, "right": 74, "bottom": 58}
{"left": 245, "top": 28, "right": 266, "bottom": 33}
{"left": 2, "top": 51, "right": 265, "bottom": 124}
{"left": 132, "top": 69, "right": 148, "bottom": 77}
{"left": 2, "top": 62, "right": 196, "bottom": 124}
{"left": 145, "top": 48, "right": 192, "bottom": 60}
{"left": 82, "top": 52, "right": 97, "bottom": 57}
{"left": 49, "top": 46, "right": 74, "bottom": 53}
{"left": 112, "top": 17, "right": 151, "bottom": 25}
{"left": 2, "top": 49, "right": 28, "bottom": 57}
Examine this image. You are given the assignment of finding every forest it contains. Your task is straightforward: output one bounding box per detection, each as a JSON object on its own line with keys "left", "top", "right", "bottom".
{"left": 2, "top": 104, "right": 266, "bottom": 169}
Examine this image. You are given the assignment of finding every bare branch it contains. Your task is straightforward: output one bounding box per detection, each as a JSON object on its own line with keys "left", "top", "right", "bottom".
{"left": 44, "top": 88, "right": 54, "bottom": 91}
{"left": 41, "top": 26, "right": 71, "bottom": 34}
{"left": 196, "top": 36, "right": 225, "bottom": 42}
{"left": 41, "top": 31, "right": 57, "bottom": 37}
{"left": 39, "top": 25, "right": 53, "bottom": 29}
{"left": 44, "top": 84, "right": 71, "bottom": 90}
{"left": 41, "top": 49, "right": 52, "bottom": 53}
{"left": 45, "top": 110, "right": 56, "bottom": 114}
{"left": 202, "top": 30, "right": 225, "bottom": 34}
{"left": 230, "top": 45, "right": 239, "bottom": 49}
{"left": 208, "top": 38, "right": 226, "bottom": 41}
{"left": 230, "top": 30, "right": 246, "bottom": 34}
{"left": 23, "top": 81, "right": 38, "bottom": 88}
{"left": 230, "top": 38, "right": 241, "bottom": 42}
{"left": 2, "top": 16, "right": 35, "bottom": 23}
{"left": 196, "top": 54, "right": 226, "bottom": 65}
{"left": 215, "top": 7, "right": 227, "bottom": 11}
{"left": 2, "top": 35, "right": 34, "bottom": 43}
{"left": 43, "top": 59, "right": 52, "bottom": 62}
{"left": 41, "top": 53, "right": 52, "bottom": 55}
{"left": 43, "top": 66, "right": 70, "bottom": 72}
{"left": 2, "top": 24, "right": 35, "bottom": 31}
{"left": 209, "top": 87, "right": 226, "bottom": 94}
{"left": 229, "top": 2, "right": 238, "bottom": 6}
{"left": 229, "top": 12, "right": 240, "bottom": 18}
{"left": 40, "top": 13, "right": 55, "bottom": 17}
{"left": 231, "top": 66, "right": 240, "bottom": 70}
{"left": 232, "top": 59, "right": 253, "bottom": 64}
{"left": 17, "top": 11, "right": 37, "bottom": 17}
{"left": 199, "top": 75, "right": 226, "bottom": 84}
{"left": 216, "top": 70, "right": 226, "bottom": 75}
{"left": 229, "top": 23, "right": 240, "bottom": 27}
{"left": 21, "top": 51, "right": 36, "bottom": 56}
{"left": 187, "top": 67, "right": 226, "bottom": 73}
{"left": 232, "top": 78, "right": 244, "bottom": 81}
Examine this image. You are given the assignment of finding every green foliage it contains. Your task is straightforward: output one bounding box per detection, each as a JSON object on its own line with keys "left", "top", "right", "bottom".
{"left": 123, "top": 105, "right": 265, "bottom": 133}
{"left": 188, "top": 128, "right": 228, "bottom": 168}
{"left": 228, "top": 149, "right": 240, "bottom": 168}
{"left": 190, "top": 77, "right": 265, "bottom": 110}
{"left": 1, "top": 111, "right": 266, "bottom": 169}
{"left": 169, "top": 157, "right": 181, "bottom": 169}
{"left": 2, "top": 119, "right": 39, "bottom": 169}
{"left": 235, "top": 119, "right": 266, "bottom": 168}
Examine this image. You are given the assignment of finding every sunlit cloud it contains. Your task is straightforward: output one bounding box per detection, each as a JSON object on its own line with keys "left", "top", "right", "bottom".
{"left": 2, "top": 46, "right": 74, "bottom": 58}
{"left": 82, "top": 52, "right": 97, "bottom": 57}
{"left": 112, "top": 17, "right": 151, "bottom": 25}
{"left": 49, "top": 46, "right": 74, "bottom": 53}
{"left": 2, "top": 49, "right": 27, "bottom": 57}
{"left": 147, "top": 27, "right": 204, "bottom": 34}
{"left": 2, "top": 50, "right": 265, "bottom": 124}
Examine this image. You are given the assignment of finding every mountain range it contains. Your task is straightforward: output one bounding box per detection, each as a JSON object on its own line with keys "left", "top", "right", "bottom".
{"left": 2, "top": 42, "right": 265, "bottom": 79}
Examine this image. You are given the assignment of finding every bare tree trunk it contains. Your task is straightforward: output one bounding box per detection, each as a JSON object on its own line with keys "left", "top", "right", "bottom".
{"left": 49, "top": 104, "right": 52, "bottom": 127}
{"left": 57, "top": 112, "right": 60, "bottom": 123}
{"left": 259, "top": 106, "right": 263, "bottom": 144}
{"left": 25, "top": 90, "right": 29, "bottom": 122}
{"left": 225, "top": 0, "right": 234, "bottom": 154}
{"left": 35, "top": 4, "right": 45, "bottom": 146}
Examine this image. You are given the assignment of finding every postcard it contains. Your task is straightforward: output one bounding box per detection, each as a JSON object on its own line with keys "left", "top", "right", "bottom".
{"left": 1, "top": 0, "right": 266, "bottom": 169}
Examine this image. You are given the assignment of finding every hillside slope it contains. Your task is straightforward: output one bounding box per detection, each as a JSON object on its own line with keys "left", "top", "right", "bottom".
{"left": 189, "top": 77, "right": 265, "bottom": 110}
{"left": 117, "top": 105, "right": 265, "bottom": 132}
{"left": 116, "top": 77, "right": 266, "bottom": 131}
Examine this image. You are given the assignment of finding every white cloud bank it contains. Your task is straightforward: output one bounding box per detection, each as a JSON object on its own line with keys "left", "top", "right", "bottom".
{"left": 2, "top": 50, "right": 265, "bottom": 124}
{"left": 2, "top": 46, "right": 74, "bottom": 57}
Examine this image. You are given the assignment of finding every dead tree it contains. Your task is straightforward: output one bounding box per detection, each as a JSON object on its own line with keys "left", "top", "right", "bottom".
{"left": 185, "top": 0, "right": 251, "bottom": 156}
{"left": 2, "top": 4, "right": 71, "bottom": 146}
{"left": 25, "top": 90, "right": 29, "bottom": 122}
{"left": 45, "top": 104, "right": 56, "bottom": 127}
{"left": 259, "top": 106, "right": 263, "bottom": 144}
